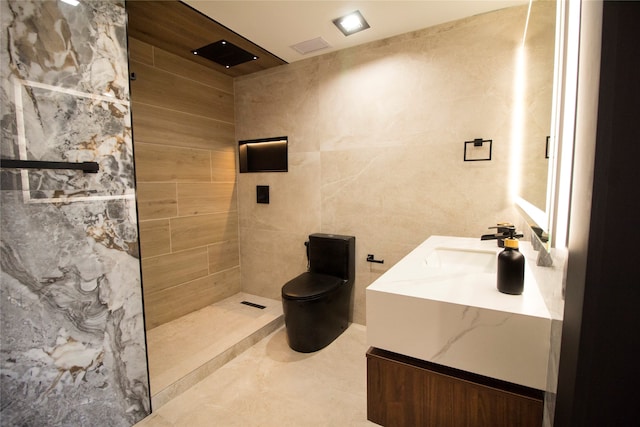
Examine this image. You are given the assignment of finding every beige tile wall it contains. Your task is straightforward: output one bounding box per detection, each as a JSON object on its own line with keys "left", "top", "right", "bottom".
{"left": 234, "top": 3, "right": 556, "bottom": 325}
{"left": 129, "top": 38, "right": 240, "bottom": 330}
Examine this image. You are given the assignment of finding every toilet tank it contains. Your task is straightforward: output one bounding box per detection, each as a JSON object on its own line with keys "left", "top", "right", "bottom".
{"left": 308, "top": 233, "right": 355, "bottom": 283}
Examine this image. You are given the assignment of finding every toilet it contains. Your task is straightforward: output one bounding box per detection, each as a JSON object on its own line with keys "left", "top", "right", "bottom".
{"left": 281, "top": 233, "right": 356, "bottom": 353}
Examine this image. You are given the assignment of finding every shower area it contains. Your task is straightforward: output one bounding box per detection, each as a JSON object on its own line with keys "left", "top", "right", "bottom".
{"left": 126, "top": 1, "right": 286, "bottom": 409}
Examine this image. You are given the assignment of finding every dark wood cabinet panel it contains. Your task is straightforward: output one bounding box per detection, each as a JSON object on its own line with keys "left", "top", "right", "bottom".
{"left": 367, "top": 347, "right": 543, "bottom": 427}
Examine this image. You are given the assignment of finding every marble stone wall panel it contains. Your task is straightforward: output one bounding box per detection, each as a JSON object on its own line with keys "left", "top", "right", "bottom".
{"left": 0, "top": 188, "right": 149, "bottom": 426}
{"left": 1, "top": 0, "right": 136, "bottom": 200}
{"left": 2, "top": 1, "right": 129, "bottom": 95}
{"left": 18, "top": 85, "right": 134, "bottom": 197}
{"left": 1, "top": 0, "right": 149, "bottom": 425}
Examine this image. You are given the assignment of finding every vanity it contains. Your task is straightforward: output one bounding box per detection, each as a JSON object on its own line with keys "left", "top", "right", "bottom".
{"left": 366, "top": 236, "right": 552, "bottom": 426}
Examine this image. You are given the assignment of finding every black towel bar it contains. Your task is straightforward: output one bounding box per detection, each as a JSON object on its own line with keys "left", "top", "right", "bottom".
{"left": 0, "top": 158, "right": 99, "bottom": 173}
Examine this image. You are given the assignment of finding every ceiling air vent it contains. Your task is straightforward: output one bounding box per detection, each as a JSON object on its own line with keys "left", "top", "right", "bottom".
{"left": 192, "top": 40, "right": 258, "bottom": 68}
{"left": 290, "top": 37, "right": 331, "bottom": 55}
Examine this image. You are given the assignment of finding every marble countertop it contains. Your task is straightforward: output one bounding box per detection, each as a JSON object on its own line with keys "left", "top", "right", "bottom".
{"left": 367, "top": 235, "right": 551, "bottom": 319}
{"left": 366, "top": 235, "right": 552, "bottom": 390}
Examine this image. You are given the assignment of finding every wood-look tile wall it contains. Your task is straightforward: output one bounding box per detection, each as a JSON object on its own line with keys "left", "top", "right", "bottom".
{"left": 129, "top": 37, "right": 240, "bottom": 330}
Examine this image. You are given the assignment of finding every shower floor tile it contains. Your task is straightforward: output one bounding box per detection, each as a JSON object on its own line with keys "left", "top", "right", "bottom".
{"left": 146, "top": 292, "right": 283, "bottom": 408}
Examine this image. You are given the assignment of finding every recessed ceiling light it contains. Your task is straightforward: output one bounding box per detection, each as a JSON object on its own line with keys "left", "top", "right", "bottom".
{"left": 332, "top": 10, "right": 370, "bottom": 36}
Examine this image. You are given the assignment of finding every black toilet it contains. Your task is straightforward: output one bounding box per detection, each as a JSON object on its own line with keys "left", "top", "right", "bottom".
{"left": 281, "top": 233, "right": 356, "bottom": 353}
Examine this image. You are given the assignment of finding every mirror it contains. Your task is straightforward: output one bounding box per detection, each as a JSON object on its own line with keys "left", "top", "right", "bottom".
{"left": 516, "top": 0, "right": 557, "bottom": 246}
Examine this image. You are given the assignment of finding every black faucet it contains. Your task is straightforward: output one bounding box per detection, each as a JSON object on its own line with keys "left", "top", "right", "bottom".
{"left": 481, "top": 223, "right": 524, "bottom": 247}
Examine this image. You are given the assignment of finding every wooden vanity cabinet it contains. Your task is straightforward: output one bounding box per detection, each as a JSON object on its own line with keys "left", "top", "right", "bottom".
{"left": 366, "top": 347, "right": 544, "bottom": 427}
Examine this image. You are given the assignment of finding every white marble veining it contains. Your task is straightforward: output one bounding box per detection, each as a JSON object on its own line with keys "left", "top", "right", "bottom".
{"left": 367, "top": 235, "right": 552, "bottom": 390}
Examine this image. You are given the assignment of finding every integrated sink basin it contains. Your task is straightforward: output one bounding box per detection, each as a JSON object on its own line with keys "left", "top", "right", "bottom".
{"left": 424, "top": 247, "right": 496, "bottom": 273}
{"left": 366, "top": 235, "right": 552, "bottom": 390}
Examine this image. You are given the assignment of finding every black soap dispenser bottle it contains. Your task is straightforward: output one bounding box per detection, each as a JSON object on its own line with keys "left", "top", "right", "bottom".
{"left": 497, "top": 230, "right": 525, "bottom": 295}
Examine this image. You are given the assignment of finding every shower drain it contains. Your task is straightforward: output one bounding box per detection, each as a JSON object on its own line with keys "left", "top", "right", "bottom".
{"left": 241, "top": 301, "right": 266, "bottom": 309}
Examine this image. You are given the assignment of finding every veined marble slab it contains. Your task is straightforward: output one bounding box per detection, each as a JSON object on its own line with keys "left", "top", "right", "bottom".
{"left": 0, "top": 1, "right": 150, "bottom": 425}
{"left": 366, "top": 235, "right": 552, "bottom": 390}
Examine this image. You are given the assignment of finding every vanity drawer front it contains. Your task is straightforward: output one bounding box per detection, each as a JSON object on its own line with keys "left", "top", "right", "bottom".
{"left": 367, "top": 347, "right": 543, "bottom": 427}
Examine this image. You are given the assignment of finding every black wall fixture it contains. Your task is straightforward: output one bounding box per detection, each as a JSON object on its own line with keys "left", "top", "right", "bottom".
{"left": 0, "top": 158, "right": 99, "bottom": 173}
{"left": 464, "top": 138, "right": 492, "bottom": 161}
{"left": 192, "top": 40, "right": 258, "bottom": 68}
{"left": 257, "top": 185, "right": 270, "bottom": 204}
{"left": 545, "top": 136, "right": 550, "bottom": 159}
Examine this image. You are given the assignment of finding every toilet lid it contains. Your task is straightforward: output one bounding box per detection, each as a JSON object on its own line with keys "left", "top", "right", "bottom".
{"left": 282, "top": 272, "right": 344, "bottom": 300}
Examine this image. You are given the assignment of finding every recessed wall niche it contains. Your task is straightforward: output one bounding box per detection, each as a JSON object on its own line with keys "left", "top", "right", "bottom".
{"left": 239, "top": 136, "right": 288, "bottom": 173}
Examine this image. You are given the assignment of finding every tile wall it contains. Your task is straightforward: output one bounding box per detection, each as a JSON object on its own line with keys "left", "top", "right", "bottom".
{"left": 128, "top": 38, "right": 240, "bottom": 329}
{"left": 234, "top": 3, "right": 556, "bottom": 325}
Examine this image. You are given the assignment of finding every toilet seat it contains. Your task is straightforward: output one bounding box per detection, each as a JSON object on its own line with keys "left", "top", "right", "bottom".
{"left": 282, "top": 272, "right": 344, "bottom": 301}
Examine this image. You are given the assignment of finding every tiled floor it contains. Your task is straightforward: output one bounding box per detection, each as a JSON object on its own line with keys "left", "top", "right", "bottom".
{"left": 139, "top": 293, "right": 375, "bottom": 426}
{"left": 146, "top": 293, "right": 284, "bottom": 409}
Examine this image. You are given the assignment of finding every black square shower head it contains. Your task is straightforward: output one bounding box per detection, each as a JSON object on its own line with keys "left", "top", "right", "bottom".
{"left": 191, "top": 40, "right": 258, "bottom": 68}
